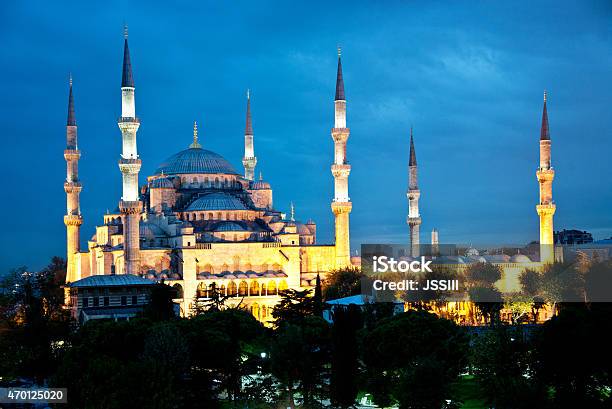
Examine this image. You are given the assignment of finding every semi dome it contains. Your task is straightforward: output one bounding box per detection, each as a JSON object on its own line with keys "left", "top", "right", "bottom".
{"left": 155, "top": 147, "right": 238, "bottom": 175}
{"left": 149, "top": 177, "right": 174, "bottom": 189}
{"left": 186, "top": 192, "right": 247, "bottom": 211}
{"left": 214, "top": 221, "right": 249, "bottom": 232}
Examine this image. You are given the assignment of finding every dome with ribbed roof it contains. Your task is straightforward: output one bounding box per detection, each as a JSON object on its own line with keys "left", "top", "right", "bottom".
{"left": 186, "top": 192, "right": 247, "bottom": 211}
{"left": 150, "top": 177, "right": 174, "bottom": 189}
{"left": 155, "top": 147, "right": 238, "bottom": 175}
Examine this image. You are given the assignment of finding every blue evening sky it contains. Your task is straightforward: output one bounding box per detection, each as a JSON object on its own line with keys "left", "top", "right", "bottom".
{"left": 1, "top": 1, "right": 611, "bottom": 272}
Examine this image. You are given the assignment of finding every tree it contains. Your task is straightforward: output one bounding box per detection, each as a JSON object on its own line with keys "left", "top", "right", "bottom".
{"left": 143, "top": 281, "right": 176, "bottom": 321}
{"left": 322, "top": 266, "right": 363, "bottom": 301}
{"left": 362, "top": 311, "right": 468, "bottom": 408}
{"left": 313, "top": 273, "right": 323, "bottom": 317}
{"left": 465, "top": 262, "right": 502, "bottom": 287}
{"left": 272, "top": 288, "right": 316, "bottom": 326}
{"left": 532, "top": 305, "right": 612, "bottom": 408}
{"left": 471, "top": 327, "right": 546, "bottom": 408}
{"left": 270, "top": 316, "right": 331, "bottom": 408}
{"left": 503, "top": 292, "right": 533, "bottom": 324}
{"left": 330, "top": 304, "right": 362, "bottom": 408}
{"left": 468, "top": 286, "right": 503, "bottom": 325}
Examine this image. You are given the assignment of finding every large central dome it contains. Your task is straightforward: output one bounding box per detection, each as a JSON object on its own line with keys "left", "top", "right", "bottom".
{"left": 155, "top": 147, "right": 238, "bottom": 175}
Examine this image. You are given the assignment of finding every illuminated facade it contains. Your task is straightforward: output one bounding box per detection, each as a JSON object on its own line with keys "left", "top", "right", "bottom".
{"left": 64, "top": 33, "right": 354, "bottom": 322}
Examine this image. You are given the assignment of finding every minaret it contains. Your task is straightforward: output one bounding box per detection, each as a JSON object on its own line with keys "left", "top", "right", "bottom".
{"left": 242, "top": 89, "right": 257, "bottom": 181}
{"left": 407, "top": 128, "right": 421, "bottom": 257}
{"left": 431, "top": 228, "right": 439, "bottom": 256}
{"left": 330, "top": 47, "right": 352, "bottom": 267}
{"left": 117, "top": 26, "right": 142, "bottom": 275}
{"left": 64, "top": 75, "right": 83, "bottom": 283}
{"left": 536, "top": 90, "right": 556, "bottom": 263}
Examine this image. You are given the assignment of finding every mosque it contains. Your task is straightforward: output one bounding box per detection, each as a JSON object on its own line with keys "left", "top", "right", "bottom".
{"left": 63, "top": 31, "right": 355, "bottom": 320}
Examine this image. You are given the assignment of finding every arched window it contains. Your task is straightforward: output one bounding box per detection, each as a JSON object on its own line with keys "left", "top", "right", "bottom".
{"left": 250, "top": 280, "right": 259, "bottom": 296}
{"left": 219, "top": 284, "right": 226, "bottom": 297}
{"left": 251, "top": 303, "right": 260, "bottom": 320}
{"left": 228, "top": 281, "right": 237, "bottom": 297}
{"left": 261, "top": 283, "right": 267, "bottom": 296}
{"left": 268, "top": 281, "right": 277, "bottom": 296}
{"left": 278, "top": 280, "right": 288, "bottom": 293}
{"left": 261, "top": 305, "right": 268, "bottom": 319}
{"left": 238, "top": 281, "right": 248, "bottom": 296}
{"left": 215, "top": 177, "right": 219, "bottom": 188}
{"left": 196, "top": 282, "right": 206, "bottom": 298}
{"left": 217, "top": 212, "right": 222, "bottom": 220}
{"left": 199, "top": 213, "right": 204, "bottom": 220}
{"left": 204, "top": 177, "right": 209, "bottom": 187}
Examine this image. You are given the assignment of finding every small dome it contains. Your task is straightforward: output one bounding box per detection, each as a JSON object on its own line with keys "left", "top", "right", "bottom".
{"left": 186, "top": 193, "right": 247, "bottom": 211}
{"left": 510, "top": 254, "right": 531, "bottom": 263}
{"left": 150, "top": 177, "right": 174, "bottom": 189}
{"left": 155, "top": 147, "right": 238, "bottom": 175}
{"left": 214, "top": 221, "right": 249, "bottom": 232}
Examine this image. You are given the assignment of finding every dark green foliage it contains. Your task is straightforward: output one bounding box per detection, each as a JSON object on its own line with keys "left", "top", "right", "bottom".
{"left": 270, "top": 316, "right": 330, "bottom": 407}
{"left": 330, "top": 304, "right": 362, "bottom": 408}
{"left": 271, "top": 288, "right": 316, "bottom": 326}
{"left": 471, "top": 327, "right": 546, "bottom": 408}
{"left": 362, "top": 310, "right": 469, "bottom": 408}
{"left": 468, "top": 285, "right": 503, "bottom": 325}
{"left": 143, "top": 281, "right": 176, "bottom": 321}
{"left": 532, "top": 304, "right": 612, "bottom": 409}
{"left": 322, "top": 266, "right": 363, "bottom": 301}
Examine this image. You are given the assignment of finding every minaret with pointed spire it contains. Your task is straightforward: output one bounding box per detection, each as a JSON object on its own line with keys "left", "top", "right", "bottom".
{"left": 407, "top": 127, "right": 421, "bottom": 257}
{"left": 536, "top": 90, "right": 556, "bottom": 263}
{"left": 431, "top": 228, "right": 439, "bottom": 256}
{"left": 242, "top": 89, "right": 257, "bottom": 181}
{"left": 64, "top": 75, "right": 83, "bottom": 283}
{"left": 117, "top": 26, "right": 142, "bottom": 275}
{"left": 330, "top": 46, "right": 352, "bottom": 267}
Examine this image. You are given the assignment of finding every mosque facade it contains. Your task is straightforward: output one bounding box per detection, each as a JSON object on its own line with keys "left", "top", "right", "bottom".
{"left": 63, "top": 32, "right": 354, "bottom": 321}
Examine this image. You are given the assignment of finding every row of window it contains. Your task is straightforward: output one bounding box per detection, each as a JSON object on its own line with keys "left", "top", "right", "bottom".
{"left": 82, "top": 295, "right": 139, "bottom": 308}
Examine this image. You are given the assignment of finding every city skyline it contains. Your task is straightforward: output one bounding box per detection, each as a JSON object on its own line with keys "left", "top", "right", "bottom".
{"left": 1, "top": 1, "right": 612, "bottom": 272}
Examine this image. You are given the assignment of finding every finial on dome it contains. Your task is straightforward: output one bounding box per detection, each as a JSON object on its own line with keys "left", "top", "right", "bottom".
{"left": 543, "top": 89, "right": 547, "bottom": 102}
{"left": 337, "top": 45, "right": 341, "bottom": 57}
{"left": 190, "top": 120, "right": 202, "bottom": 148}
{"left": 259, "top": 171, "right": 263, "bottom": 181}
{"left": 69, "top": 72, "right": 73, "bottom": 87}
{"left": 247, "top": 88, "right": 250, "bottom": 100}
{"left": 290, "top": 201, "right": 295, "bottom": 222}
{"left": 124, "top": 24, "right": 128, "bottom": 39}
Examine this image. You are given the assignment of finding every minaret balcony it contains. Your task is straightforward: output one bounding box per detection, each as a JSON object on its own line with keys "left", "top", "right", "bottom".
{"left": 331, "top": 128, "right": 350, "bottom": 142}
{"left": 536, "top": 203, "right": 556, "bottom": 215}
{"left": 119, "top": 158, "right": 142, "bottom": 174}
{"left": 331, "top": 164, "right": 351, "bottom": 178}
{"left": 64, "top": 214, "right": 83, "bottom": 226}
{"left": 64, "top": 181, "right": 82, "bottom": 193}
{"left": 117, "top": 116, "right": 140, "bottom": 124}
{"left": 331, "top": 201, "right": 352, "bottom": 214}
{"left": 63, "top": 150, "right": 81, "bottom": 160}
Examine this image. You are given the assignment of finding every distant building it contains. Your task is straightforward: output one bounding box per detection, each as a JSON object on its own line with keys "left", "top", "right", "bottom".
{"left": 67, "top": 274, "right": 155, "bottom": 323}
{"left": 554, "top": 229, "right": 593, "bottom": 245}
{"left": 323, "top": 294, "right": 404, "bottom": 323}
